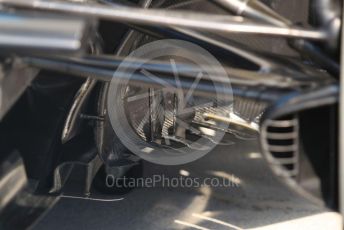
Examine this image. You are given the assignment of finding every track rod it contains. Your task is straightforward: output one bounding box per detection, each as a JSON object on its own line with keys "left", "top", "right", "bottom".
{"left": 0, "top": 0, "right": 328, "bottom": 40}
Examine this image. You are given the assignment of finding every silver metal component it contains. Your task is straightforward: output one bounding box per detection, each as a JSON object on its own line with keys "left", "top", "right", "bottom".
{"left": 0, "top": 12, "right": 90, "bottom": 53}
{"left": 339, "top": 1, "right": 344, "bottom": 219}
{"left": 0, "top": 0, "right": 328, "bottom": 40}
{"left": 61, "top": 78, "right": 97, "bottom": 143}
{"left": 80, "top": 114, "right": 104, "bottom": 121}
{"left": 212, "top": 0, "right": 291, "bottom": 27}
{"left": 265, "top": 132, "right": 298, "bottom": 140}
{"left": 203, "top": 112, "right": 259, "bottom": 132}
{"left": 264, "top": 119, "right": 298, "bottom": 127}
{"left": 315, "top": 0, "right": 341, "bottom": 49}
{"left": 267, "top": 144, "right": 298, "bottom": 152}
{"left": 23, "top": 54, "right": 319, "bottom": 90}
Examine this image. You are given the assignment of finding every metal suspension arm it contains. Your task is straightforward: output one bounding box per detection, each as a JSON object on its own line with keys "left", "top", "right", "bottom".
{"left": 0, "top": 0, "right": 328, "bottom": 40}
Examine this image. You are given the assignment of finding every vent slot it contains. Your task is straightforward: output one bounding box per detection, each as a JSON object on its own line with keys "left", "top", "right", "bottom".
{"left": 261, "top": 117, "right": 300, "bottom": 178}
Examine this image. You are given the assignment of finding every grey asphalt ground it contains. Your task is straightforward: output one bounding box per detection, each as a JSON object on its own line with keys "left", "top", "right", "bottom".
{"left": 33, "top": 137, "right": 340, "bottom": 230}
